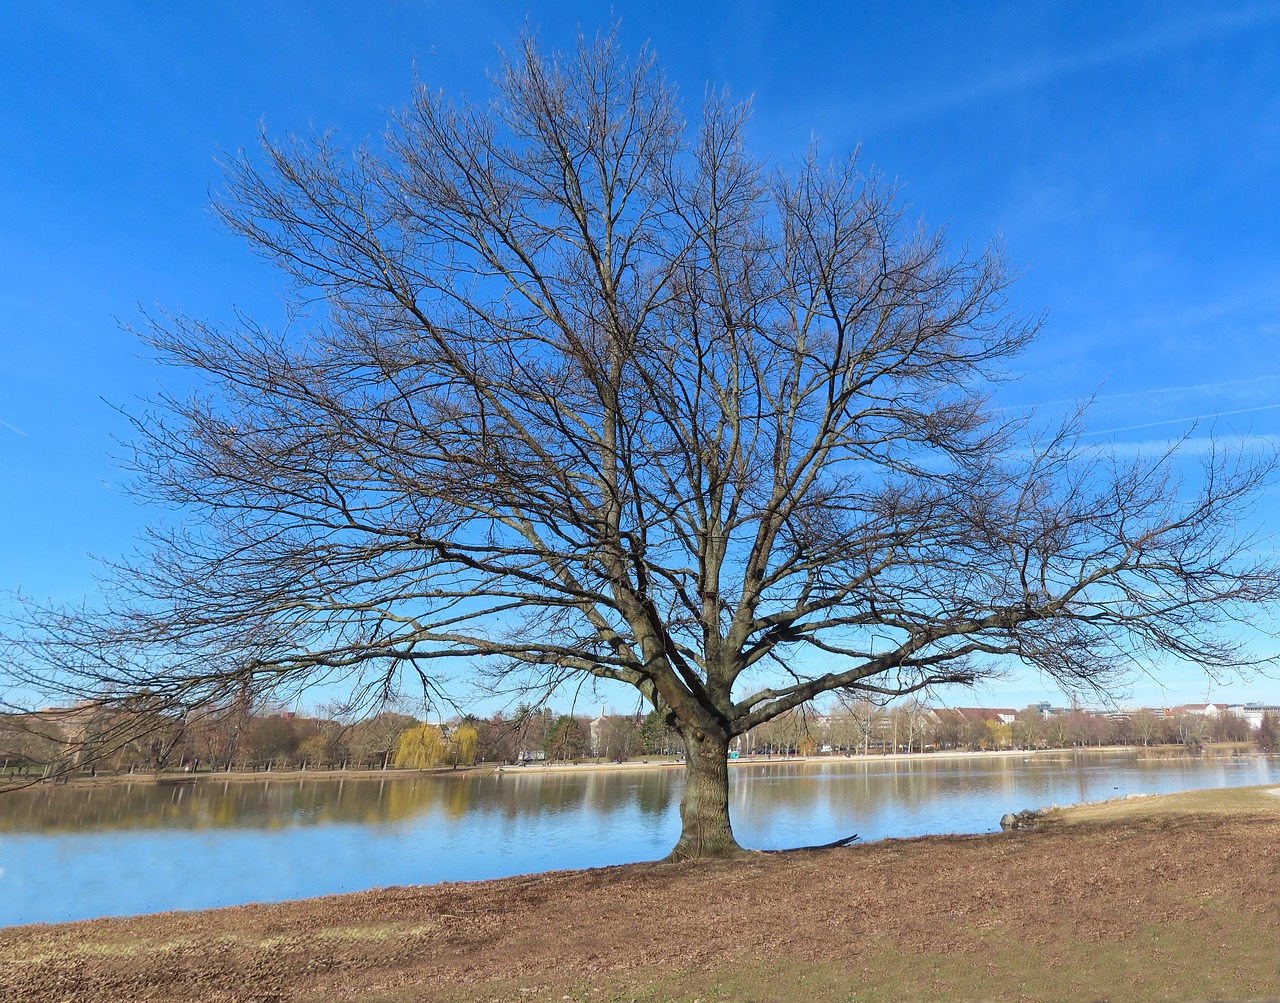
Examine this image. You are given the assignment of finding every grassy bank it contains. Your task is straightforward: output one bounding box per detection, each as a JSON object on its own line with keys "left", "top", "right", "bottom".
{"left": 3, "top": 785, "right": 1277, "bottom": 1002}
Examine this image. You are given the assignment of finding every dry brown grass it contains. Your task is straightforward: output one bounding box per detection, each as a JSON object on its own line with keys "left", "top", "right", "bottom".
{"left": 3, "top": 785, "right": 1278, "bottom": 1003}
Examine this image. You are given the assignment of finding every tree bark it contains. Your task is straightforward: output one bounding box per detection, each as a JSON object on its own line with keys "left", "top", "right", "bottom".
{"left": 666, "top": 726, "right": 744, "bottom": 861}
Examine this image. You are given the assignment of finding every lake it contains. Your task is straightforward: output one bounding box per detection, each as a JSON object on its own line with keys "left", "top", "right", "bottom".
{"left": 3, "top": 750, "right": 1277, "bottom": 926}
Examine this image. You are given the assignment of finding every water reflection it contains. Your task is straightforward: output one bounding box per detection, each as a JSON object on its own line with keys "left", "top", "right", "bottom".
{"left": 0, "top": 775, "right": 450, "bottom": 831}
{"left": 0, "top": 766, "right": 692, "bottom": 834}
{"left": 2, "top": 752, "right": 1276, "bottom": 925}
{"left": 3, "top": 753, "right": 1275, "bottom": 837}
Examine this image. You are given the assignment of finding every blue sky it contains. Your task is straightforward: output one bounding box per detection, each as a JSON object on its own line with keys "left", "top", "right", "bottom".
{"left": 3, "top": 1, "right": 1280, "bottom": 713}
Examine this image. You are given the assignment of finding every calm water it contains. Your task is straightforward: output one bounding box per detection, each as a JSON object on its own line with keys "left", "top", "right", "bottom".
{"left": 2, "top": 751, "right": 1277, "bottom": 926}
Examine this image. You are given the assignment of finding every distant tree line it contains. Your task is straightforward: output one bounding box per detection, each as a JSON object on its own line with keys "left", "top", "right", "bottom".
{"left": 0, "top": 701, "right": 685, "bottom": 778}
{"left": 744, "top": 701, "right": 1280, "bottom": 756}
{"left": 2, "top": 699, "right": 1275, "bottom": 781}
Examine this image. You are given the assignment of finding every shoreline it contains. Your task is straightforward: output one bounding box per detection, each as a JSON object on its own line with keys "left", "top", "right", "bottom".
{"left": 0, "top": 763, "right": 498, "bottom": 791}
{"left": 2, "top": 742, "right": 1258, "bottom": 791}
{"left": 497, "top": 745, "right": 1056, "bottom": 775}
{"left": 2, "top": 784, "right": 1277, "bottom": 1002}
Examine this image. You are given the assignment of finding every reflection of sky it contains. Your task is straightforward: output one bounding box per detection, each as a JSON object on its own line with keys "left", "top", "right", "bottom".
{"left": 732, "top": 755, "right": 1280, "bottom": 849}
{"left": 8, "top": 755, "right": 1280, "bottom": 926}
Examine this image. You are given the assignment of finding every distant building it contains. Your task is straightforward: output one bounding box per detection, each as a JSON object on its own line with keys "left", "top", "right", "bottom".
{"left": 1225, "top": 702, "right": 1280, "bottom": 729}
{"left": 1168, "top": 703, "right": 1224, "bottom": 718}
{"left": 948, "top": 707, "right": 1019, "bottom": 725}
{"left": 589, "top": 706, "right": 606, "bottom": 757}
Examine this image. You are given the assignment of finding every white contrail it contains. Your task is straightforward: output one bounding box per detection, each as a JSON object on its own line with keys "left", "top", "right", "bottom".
{"left": 0, "top": 418, "right": 27, "bottom": 437}
{"left": 1001, "top": 374, "right": 1280, "bottom": 413}
{"left": 1087, "top": 434, "right": 1280, "bottom": 459}
{"left": 1090, "top": 403, "right": 1280, "bottom": 436}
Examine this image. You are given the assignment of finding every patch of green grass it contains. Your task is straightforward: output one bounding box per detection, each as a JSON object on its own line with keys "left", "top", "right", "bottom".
{"left": 385, "top": 890, "right": 1280, "bottom": 1003}
{"left": 366, "top": 926, "right": 1278, "bottom": 1003}
{"left": 1048, "top": 782, "right": 1280, "bottom": 827}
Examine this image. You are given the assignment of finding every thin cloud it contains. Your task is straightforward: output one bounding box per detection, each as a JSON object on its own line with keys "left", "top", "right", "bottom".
{"left": 874, "top": 3, "right": 1280, "bottom": 128}
{"left": 1089, "top": 403, "right": 1280, "bottom": 436}
{"left": 1082, "top": 433, "right": 1280, "bottom": 459}
{"left": 0, "top": 418, "right": 27, "bottom": 437}
{"left": 1003, "top": 375, "right": 1280, "bottom": 414}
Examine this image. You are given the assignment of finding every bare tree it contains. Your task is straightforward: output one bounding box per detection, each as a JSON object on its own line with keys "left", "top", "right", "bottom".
{"left": 1172, "top": 711, "right": 1208, "bottom": 750}
{"left": 0, "top": 714, "right": 67, "bottom": 784}
{"left": 190, "top": 685, "right": 255, "bottom": 772}
{"left": 6, "top": 29, "right": 1280, "bottom": 859}
{"left": 889, "top": 698, "right": 929, "bottom": 754}
{"left": 839, "top": 696, "right": 888, "bottom": 756}
{"left": 1127, "top": 708, "right": 1162, "bottom": 747}
{"left": 599, "top": 713, "right": 642, "bottom": 762}
{"left": 1257, "top": 712, "right": 1280, "bottom": 753}
{"left": 346, "top": 712, "right": 416, "bottom": 769}
{"left": 1012, "top": 707, "right": 1044, "bottom": 750}
{"left": 1209, "top": 710, "right": 1251, "bottom": 744}
{"left": 823, "top": 703, "right": 860, "bottom": 754}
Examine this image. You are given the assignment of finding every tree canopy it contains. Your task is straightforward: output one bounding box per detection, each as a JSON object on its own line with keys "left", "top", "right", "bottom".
{"left": 6, "top": 29, "right": 1279, "bottom": 858}
{"left": 392, "top": 722, "right": 445, "bottom": 770}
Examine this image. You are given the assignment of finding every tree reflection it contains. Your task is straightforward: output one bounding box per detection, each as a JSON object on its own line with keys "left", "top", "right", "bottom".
{"left": 0, "top": 752, "right": 1266, "bottom": 843}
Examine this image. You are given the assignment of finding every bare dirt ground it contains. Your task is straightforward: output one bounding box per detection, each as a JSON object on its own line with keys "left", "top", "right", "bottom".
{"left": 3, "top": 786, "right": 1278, "bottom": 1003}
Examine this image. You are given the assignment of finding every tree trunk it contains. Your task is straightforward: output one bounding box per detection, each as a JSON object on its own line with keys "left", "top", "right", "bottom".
{"left": 666, "top": 727, "right": 744, "bottom": 861}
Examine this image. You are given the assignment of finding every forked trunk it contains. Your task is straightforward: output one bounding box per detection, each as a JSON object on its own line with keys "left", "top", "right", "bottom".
{"left": 666, "top": 726, "right": 744, "bottom": 861}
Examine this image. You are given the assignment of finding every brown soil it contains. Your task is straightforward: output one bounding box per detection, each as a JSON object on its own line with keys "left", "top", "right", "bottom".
{"left": 3, "top": 799, "right": 1279, "bottom": 1002}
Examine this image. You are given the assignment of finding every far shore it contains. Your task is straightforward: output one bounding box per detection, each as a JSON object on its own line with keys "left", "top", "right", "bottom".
{"left": 2, "top": 741, "right": 1259, "bottom": 791}
{"left": 499, "top": 745, "right": 1066, "bottom": 775}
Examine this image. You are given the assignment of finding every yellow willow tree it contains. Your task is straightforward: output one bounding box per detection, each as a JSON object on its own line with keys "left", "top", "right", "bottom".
{"left": 392, "top": 723, "right": 445, "bottom": 770}
{"left": 451, "top": 723, "right": 478, "bottom": 767}
{"left": 7, "top": 29, "right": 1280, "bottom": 860}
